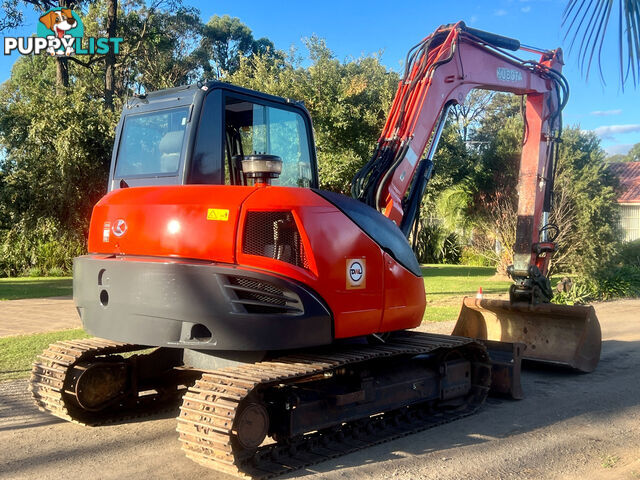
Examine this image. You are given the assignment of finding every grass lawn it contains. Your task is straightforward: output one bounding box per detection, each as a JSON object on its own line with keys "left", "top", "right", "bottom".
{"left": 0, "top": 277, "right": 72, "bottom": 301}
{"left": 421, "top": 264, "right": 512, "bottom": 322}
{"left": 0, "top": 328, "right": 89, "bottom": 382}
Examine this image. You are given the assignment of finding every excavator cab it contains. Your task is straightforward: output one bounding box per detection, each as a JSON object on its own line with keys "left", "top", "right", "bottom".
{"left": 109, "top": 83, "right": 318, "bottom": 190}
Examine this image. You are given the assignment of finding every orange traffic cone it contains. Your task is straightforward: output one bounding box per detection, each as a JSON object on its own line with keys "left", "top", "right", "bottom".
{"left": 476, "top": 287, "right": 483, "bottom": 299}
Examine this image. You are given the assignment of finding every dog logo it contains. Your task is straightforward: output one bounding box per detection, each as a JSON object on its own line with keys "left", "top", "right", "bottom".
{"left": 346, "top": 258, "right": 366, "bottom": 289}
{"left": 4, "top": 8, "right": 122, "bottom": 56}
{"left": 111, "top": 219, "right": 128, "bottom": 237}
{"left": 36, "top": 8, "right": 83, "bottom": 56}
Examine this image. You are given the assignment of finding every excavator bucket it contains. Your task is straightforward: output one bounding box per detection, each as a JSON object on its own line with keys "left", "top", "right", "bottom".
{"left": 452, "top": 297, "right": 601, "bottom": 373}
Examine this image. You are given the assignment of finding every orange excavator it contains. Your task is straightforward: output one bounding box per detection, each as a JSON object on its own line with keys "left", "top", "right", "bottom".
{"left": 31, "top": 22, "right": 600, "bottom": 478}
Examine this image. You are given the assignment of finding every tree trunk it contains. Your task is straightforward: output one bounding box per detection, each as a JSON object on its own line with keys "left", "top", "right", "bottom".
{"left": 104, "top": 0, "right": 117, "bottom": 110}
{"left": 56, "top": 58, "right": 69, "bottom": 94}
{"left": 55, "top": 0, "right": 71, "bottom": 94}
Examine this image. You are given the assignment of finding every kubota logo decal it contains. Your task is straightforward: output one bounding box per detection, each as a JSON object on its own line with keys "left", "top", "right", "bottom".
{"left": 346, "top": 258, "right": 366, "bottom": 289}
{"left": 112, "top": 219, "right": 128, "bottom": 237}
{"left": 496, "top": 67, "right": 523, "bottom": 82}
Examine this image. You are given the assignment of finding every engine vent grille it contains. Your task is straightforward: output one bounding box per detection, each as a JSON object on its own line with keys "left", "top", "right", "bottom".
{"left": 225, "top": 276, "right": 303, "bottom": 314}
{"left": 243, "top": 211, "right": 309, "bottom": 269}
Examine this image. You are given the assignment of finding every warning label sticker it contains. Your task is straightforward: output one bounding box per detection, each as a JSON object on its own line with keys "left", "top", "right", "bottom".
{"left": 206, "top": 208, "right": 229, "bottom": 221}
{"left": 346, "top": 258, "right": 366, "bottom": 289}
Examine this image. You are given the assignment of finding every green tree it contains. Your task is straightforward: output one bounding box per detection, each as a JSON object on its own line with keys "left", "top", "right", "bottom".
{"left": 0, "top": 7, "right": 285, "bottom": 275}
{"left": 629, "top": 143, "right": 640, "bottom": 161}
{"left": 104, "top": 0, "right": 117, "bottom": 109}
{"left": 228, "top": 36, "right": 398, "bottom": 193}
{"left": 450, "top": 90, "right": 494, "bottom": 143}
{"left": 120, "top": 3, "right": 203, "bottom": 91}
{"left": 606, "top": 153, "right": 629, "bottom": 162}
{"left": 551, "top": 127, "right": 621, "bottom": 274}
{"left": 197, "top": 15, "right": 279, "bottom": 79}
{"left": 0, "top": 57, "right": 117, "bottom": 275}
{"left": 0, "top": 0, "right": 57, "bottom": 31}
{"left": 2, "top": 0, "right": 86, "bottom": 92}
{"left": 425, "top": 93, "right": 621, "bottom": 277}
{"left": 606, "top": 142, "right": 640, "bottom": 162}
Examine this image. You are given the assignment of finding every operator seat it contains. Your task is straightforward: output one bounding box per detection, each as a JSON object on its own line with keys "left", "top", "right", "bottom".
{"left": 159, "top": 131, "right": 184, "bottom": 173}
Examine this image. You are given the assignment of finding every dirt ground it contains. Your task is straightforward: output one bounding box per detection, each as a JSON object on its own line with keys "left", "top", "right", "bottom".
{"left": 1, "top": 299, "right": 639, "bottom": 480}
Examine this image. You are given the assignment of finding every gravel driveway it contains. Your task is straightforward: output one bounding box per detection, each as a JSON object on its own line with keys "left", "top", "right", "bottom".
{"left": 1, "top": 299, "right": 638, "bottom": 480}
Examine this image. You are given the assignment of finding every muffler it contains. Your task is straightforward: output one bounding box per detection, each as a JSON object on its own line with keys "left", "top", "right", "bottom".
{"left": 452, "top": 297, "right": 601, "bottom": 372}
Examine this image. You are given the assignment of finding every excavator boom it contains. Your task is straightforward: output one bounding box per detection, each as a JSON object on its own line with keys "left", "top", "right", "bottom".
{"left": 354, "top": 22, "right": 601, "bottom": 371}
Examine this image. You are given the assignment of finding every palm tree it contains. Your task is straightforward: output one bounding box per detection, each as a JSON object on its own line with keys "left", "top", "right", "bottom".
{"left": 562, "top": 0, "right": 640, "bottom": 88}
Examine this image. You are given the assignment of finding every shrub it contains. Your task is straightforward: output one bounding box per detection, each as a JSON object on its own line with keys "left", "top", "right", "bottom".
{"left": 460, "top": 247, "right": 497, "bottom": 267}
{"left": 552, "top": 279, "right": 596, "bottom": 305}
{"left": 594, "top": 265, "right": 640, "bottom": 300}
{"left": 411, "top": 221, "right": 462, "bottom": 264}
{"left": 0, "top": 218, "right": 85, "bottom": 277}
{"left": 47, "top": 266, "right": 66, "bottom": 277}
{"left": 617, "top": 239, "right": 640, "bottom": 268}
{"left": 552, "top": 265, "right": 640, "bottom": 304}
{"left": 27, "top": 267, "right": 43, "bottom": 278}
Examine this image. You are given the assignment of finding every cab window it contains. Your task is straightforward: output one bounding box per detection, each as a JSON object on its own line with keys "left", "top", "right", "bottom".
{"left": 224, "top": 97, "right": 313, "bottom": 187}
{"left": 115, "top": 107, "right": 189, "bottom": 177}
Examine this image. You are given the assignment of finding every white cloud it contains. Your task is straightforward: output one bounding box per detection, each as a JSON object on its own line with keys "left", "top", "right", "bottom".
{"left": 593, "top": 124, "right": 640, "bottom": 139}
{"left": 604, "top": 144, "right": 634, "bottom": 156}
{"left": 469, "top": 15, "right": 478, "bottom": 25}
{"left": 494, "top": 9, "right": 508, "bottom": 16}
{"left": 590, "top": 109, "right": 623, "bottom": 116}
{"left": 521, "top": 6, "right": 531, "bottom": 13}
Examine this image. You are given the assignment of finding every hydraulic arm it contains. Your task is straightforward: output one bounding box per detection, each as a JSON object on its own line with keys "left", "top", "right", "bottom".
{"left": 353, "top": 22, "right": 600, "bottom": 371}
{"left": 353, "top": 21, "right": 568, "bottom": 304}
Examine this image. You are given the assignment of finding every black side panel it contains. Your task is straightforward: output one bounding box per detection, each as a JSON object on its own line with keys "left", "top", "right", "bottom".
{"left": 312, "top": 189, "right": 422, "bottom": 277}
{"left": 74, "top": 256, "right": 333, "bottom": 351}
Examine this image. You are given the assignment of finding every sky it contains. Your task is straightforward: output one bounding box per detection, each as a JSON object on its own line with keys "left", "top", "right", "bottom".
{"left": 1, "top": 0, "right": 639, "bottom": 155}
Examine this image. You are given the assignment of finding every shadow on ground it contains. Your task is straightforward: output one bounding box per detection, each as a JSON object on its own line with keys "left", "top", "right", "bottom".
{"left": 0, "top": 338, "right": 637, "bottom": 479}
{"left": 282, "top": 338, "right": 640, "bottom": 478}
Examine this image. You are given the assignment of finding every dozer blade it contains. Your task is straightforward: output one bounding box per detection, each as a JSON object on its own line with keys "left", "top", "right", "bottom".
{"left": 452, "top": 297, "right": 601, "bottom": 373}
{"left": 480, "top": 339, "right": 524, "bottom": 399}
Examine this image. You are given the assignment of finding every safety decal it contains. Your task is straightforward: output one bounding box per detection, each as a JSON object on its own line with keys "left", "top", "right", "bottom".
{"left": 346, "top": 258, "right": 366, "bottom": 289}
{"left": 103, "top": 222, "right": 110, "bottom": 242}
{"left": 206, "top": 208, "right": 229, "bottom": 221}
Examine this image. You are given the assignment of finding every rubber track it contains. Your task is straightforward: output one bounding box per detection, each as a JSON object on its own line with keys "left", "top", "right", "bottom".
{"left": 30, "top": 338, "right": 173, "bottom": 426}
{"left": 177, "top": 332, "right": 490, "bottom": 478}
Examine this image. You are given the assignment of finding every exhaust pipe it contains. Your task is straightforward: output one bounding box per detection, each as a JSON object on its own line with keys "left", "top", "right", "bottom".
{"left": 452, "top": 297, "right": 601, "bottom": 372}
